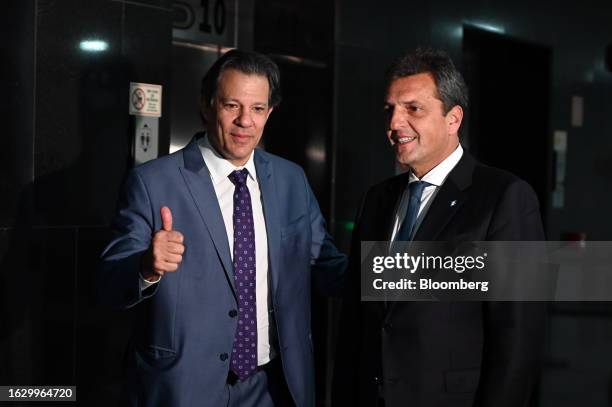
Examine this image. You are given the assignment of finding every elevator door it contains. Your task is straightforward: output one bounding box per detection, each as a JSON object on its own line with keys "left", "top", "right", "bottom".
{"left": 463, "top": 26, "right": 552, "bottom": 226}
{"left": 170, "top": 44, "right": 220, "bottom": 152}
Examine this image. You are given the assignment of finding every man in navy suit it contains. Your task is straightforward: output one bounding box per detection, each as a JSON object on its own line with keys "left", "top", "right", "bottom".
{"left": 333, "top": 48, "right": 546, "bottom": 407}
{"left": 98, "top": 50, "right": 346, "bottom": 407}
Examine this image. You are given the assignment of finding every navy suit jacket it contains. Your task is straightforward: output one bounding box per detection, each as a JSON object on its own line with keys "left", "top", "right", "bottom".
{"left": 334, "top": 153, "right": 547, "bottom": 407}
{"left": 98, "top": 136, "right": 346, "bottom": 407}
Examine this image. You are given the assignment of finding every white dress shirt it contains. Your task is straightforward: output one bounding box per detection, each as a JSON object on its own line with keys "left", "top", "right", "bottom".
{"left": 198, "top": 135, "right": 271, "bottom": 366}
{"left": 390, "top": 144, "right": 464, "bottom": 241}
{"left": 140, "top": 135, "right": 272, "bottom": 365}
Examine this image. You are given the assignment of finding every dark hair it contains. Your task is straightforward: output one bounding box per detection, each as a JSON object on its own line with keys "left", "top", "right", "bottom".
{"left": 385, "top": 48, "right": 468, "bottom": 113}
{"left": 200, "top": 49, "right": 281, "bottom": 109}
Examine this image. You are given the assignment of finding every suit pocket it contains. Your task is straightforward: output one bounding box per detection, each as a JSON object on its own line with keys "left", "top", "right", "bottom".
{"left": 281, "top": 214, "right": 307, "bottom": 239}
{"left": 134, "top": 344, "right": 179, "bottom": 371}
{"left": 444, "top": 368, "right": 481, "bottom": 393}
{"left": 139, "top": 344, "right": 177, "bottom": 359}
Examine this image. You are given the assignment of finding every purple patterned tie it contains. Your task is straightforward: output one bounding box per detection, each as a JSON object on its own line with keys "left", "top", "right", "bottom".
{"left": 228, "top": 169, "right": 258, "bottom": 381}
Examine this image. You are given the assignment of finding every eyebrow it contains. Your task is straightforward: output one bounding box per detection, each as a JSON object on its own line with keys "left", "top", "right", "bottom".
{"left": 218, "top": 98, "right": 268, "bottom": 107}
{"left": 385, "top": 99, "right": 422, "bottom": 106}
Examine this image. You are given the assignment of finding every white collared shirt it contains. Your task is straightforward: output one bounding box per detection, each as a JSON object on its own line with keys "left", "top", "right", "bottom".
{"left": 198, "top": 135, "right": 271, "bottom": 366}
{"left": 139, "top": 136, "right": 272, "bottom": 365}
{"left": 390, "top": 144, "right": 464, "bottom": 241}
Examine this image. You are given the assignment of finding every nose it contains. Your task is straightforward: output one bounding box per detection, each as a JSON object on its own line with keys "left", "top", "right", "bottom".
{"left": 234, "top": 108, "right": 253, "bottom": 127}
{"left": 387, "top": 106, "right": 403, "bottom": 130}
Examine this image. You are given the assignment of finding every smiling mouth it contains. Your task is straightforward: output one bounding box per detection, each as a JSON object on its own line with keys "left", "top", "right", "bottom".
{"left": 397, "top": 136, "right": 416, "bottom": 144}
{"left": 390, "top": 135, "right": 417, "bottom": 146}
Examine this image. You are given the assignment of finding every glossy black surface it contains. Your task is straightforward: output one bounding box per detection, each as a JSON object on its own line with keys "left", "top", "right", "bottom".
{"left": 2, "top": 0, "right": 35, "bottom": 228}
{"left": 34, "top": 1, "right": 135, "bottom": 227}
{"left": 255, "top": 0, "right": 333, "bottom": 60}
{"left": 2, "top": 0, "right": 173, "bottom": 402}
{"left": 0, "top": 227, "right": 76, "bottom": 384}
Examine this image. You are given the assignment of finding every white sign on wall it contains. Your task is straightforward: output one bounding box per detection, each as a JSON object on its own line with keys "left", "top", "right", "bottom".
{"left": 133, "top": 116, "right": 159, "bottom": 165}
{"left": 129, "top": 82, "right": 163, "bottom": 117}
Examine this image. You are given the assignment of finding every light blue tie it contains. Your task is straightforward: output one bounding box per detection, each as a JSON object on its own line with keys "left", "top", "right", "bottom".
{"left": 396, "top": 181, "right": 431, "bottom": 241}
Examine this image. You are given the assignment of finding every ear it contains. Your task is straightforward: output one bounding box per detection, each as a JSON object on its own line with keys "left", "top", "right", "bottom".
{"left": 446, "top": 105, "right": 463, "bottom": 135}
{"left": 200, "top": 97, "right": 213, "bottom": 122}
{"left": 265, "top": 106, "right": 274, "bottom": 120}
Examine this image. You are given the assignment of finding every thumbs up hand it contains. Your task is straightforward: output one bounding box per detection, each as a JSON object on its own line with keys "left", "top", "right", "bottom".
{"left": 141, "top": 206, "right": 185, "bottom": 282}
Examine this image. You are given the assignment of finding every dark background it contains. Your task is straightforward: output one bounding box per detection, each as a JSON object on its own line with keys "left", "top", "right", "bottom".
{"left": 2, "top": 0, "right": 612, "bottom": 405}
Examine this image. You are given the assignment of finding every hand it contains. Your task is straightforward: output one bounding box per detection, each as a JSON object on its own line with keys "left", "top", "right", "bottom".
{"left": 141, "top": 206, "right": 185, "bottom": 282}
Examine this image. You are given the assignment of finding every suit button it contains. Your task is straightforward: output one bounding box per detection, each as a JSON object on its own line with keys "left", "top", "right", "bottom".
{"left": 229, "top": 309, "right": 238, "bottom": 318}
{"left": 374, "top": 376, "right": 383, "bottom": 385}
{"left": 383, "top": 323, "right": 392, "bottom": 332}
{"left": 220, "top": 353, "right": 228, "bottom": 361}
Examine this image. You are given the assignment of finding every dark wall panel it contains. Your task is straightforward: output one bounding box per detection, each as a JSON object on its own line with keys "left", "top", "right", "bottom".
{"left": 1, "top": 1, "right": 173, "bottom": 403}
{"left": 34, "top": 0, "right": 124, "bottom": 226}
{"left": 1, "top": 0, "right": 35, "bottom": 228}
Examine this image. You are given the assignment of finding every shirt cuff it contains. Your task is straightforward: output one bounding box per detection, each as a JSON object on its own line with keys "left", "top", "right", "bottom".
{"left": 139, "top": 271, "right": 161, "bottom": 291}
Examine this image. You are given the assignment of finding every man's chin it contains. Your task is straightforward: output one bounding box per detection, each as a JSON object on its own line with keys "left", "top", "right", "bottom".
{"left": 396, "top": 161, "right": 412, "bottom": 172}
{"left": 226, "top": 149, "right": 254, "bottom": 166}
{"left": 396, "top": 153, "right": 414, "bottom": 167}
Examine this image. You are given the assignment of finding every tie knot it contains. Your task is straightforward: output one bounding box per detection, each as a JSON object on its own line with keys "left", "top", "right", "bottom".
{"left": 409, "top": 180, "right": 431, "bottom": 197}
{"left": 228, "top": 168, "right": 249, "bottom": 186}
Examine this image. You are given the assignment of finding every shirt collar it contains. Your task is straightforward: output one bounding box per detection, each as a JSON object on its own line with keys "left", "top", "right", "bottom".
{"left": 197, "top": 133, "right": 258, "bottom": 185}
{"left": 408, "top": 144, "right": 464, "bottom": 187}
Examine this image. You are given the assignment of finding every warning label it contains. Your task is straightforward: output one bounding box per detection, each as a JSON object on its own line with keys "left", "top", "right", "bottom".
{"left": 129, "top": 82, "right": 162, "bottom": 117}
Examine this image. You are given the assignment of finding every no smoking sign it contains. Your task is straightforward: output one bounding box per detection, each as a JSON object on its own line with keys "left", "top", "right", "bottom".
{"left": 129, "top": 82, "right": 162, "bottom": 117}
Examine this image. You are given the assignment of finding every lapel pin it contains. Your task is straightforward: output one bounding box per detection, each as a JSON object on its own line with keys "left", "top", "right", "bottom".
{"left": 450, "top": 200, "right": 457, "bottom": 207}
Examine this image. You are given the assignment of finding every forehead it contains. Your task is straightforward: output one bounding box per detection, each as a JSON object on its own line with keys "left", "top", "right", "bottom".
{"left": 386, "top": 72, "right": 439, "bottom": 102}
{"left": 217, "top": 69, "right": 270, "bottom": 101}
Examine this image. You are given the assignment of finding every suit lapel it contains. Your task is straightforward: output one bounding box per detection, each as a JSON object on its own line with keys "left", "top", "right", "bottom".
{"left": 254, "top": 150, "right": 281, "bottom": 300}
{"left": 179, "top": 137, "right": 236, "bottom": 295}
{"left": 412, "top": 181, "right": 465, "bottom": 241}
{"left": 413, "top": 153, "right": 475, "bottom": 241}
{"left": 385, "top": 153, "right": 475, "bottom": 318}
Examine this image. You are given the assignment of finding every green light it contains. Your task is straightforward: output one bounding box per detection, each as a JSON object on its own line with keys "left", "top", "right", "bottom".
{"left": 342, "top": 221, "right": 355, "bottom": 232}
